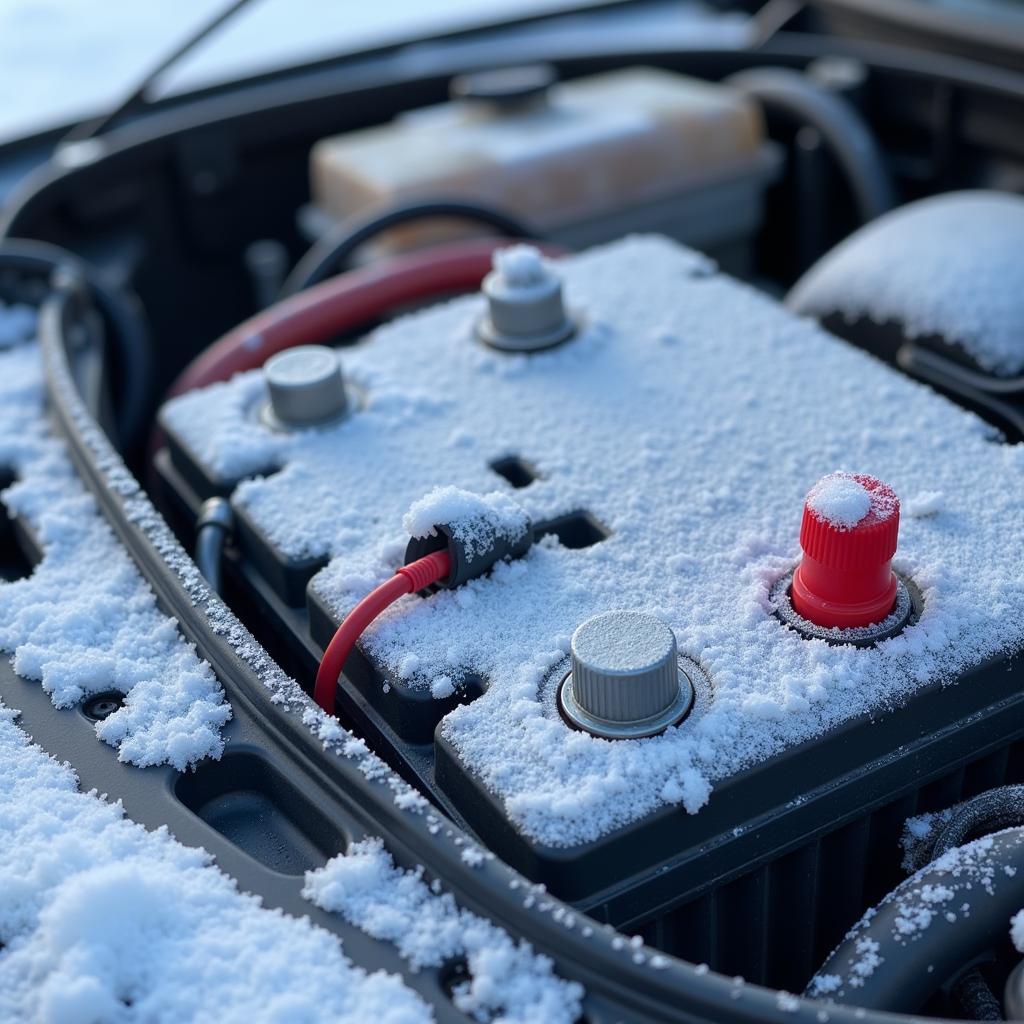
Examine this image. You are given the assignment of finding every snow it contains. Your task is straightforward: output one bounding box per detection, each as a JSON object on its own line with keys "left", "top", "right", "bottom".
{"left": 0, "top": 296, "right": 582, "bottom": 1015}
{"left": 0, "top": 702, "right": 433, "bottom": 1024}
{"left": 303, "top": 838, "right": 584, "bottom": 1024}
{"left": 905, "top": 490, "right": 944, "bottom": 519}
{"left": 161, "top": 235, "right": 1024, "bottom": 847}
{"left": 573, "top": 609, "right": 675, "bottom": 672}
{"left": 1013, "top": 909, "right": 1024, "bottom": 952}
{"left": 492, "top": 245, "right": 549, "bottom": 288}
{"left": 806, "top": 473, "right": 873, "bottom": 530}
{"left": 0, "top": 328, "right": 229, "bottom": 770}
{"left": 788, "top": 191, "right": 1024, "bottom": 377}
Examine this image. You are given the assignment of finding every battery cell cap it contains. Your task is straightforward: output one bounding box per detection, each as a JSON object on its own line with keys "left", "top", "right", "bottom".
{"left": 477, "top": 245, "right": 576, "bottom": 352}
{"left": 559, "top": 610, "right": 694, "bottom": 739}
{"left": 263, "top": 345, "right": 348, "bottom": 428}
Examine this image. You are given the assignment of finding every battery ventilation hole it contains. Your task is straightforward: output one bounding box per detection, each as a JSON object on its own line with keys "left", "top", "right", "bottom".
{"left": 454, "top": 673, "right": 486, "bottom": 707}
{"left": 537, "top": 510, "right": 609, "bottom": 550}
{"left": 82, "top": 691, "right": 125, "bottom": 722}
{"left": 489, "top": 455, "right": 538, "bottom": 489}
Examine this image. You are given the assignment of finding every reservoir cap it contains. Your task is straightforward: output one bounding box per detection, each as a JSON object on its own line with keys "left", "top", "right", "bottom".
{"left": 263, "top": 345, "right": 348, "bottom": 429}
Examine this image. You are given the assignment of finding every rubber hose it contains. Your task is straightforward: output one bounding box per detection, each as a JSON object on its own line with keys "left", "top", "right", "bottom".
{"left": 194, "top": 497, "right": 233, "bottom": 596}
{"left": 807, "top": 828, "right": 1024, "bottom": 1013}
{"left": 726, "top": 67, "right": 896, "bottom": 223}
{"left": 903, "top": 785, "right": 1024, "bottom": 874}
{"left": 282, "top": 198, "right": 539, "bottom": 297}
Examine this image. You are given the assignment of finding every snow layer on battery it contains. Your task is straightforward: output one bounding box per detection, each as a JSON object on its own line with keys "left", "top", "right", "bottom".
{"left": 0, "top": 338, "right": 229, "bottom": 769}
{"left": 162, "top": 235, "right": 1024, "bottom": 847}
{"left": 788, "top": 191, "right": 1024, "bottom": 376}
{"left": 0, "top": 704, "right": 432, "bottom": 1024}
{"left": 304, "top": 838, "right": 584, "bottom": 1024}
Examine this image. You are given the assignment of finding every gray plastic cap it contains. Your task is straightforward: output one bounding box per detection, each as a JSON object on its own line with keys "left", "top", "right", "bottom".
{"left": 262, "top": 345, "right": 348, "bottom": 429}
{"left": 478, "top": 245, "right": 576, "bottom": 352}
{"left": 558, "top": 611, "right": 694, "bottom": 739}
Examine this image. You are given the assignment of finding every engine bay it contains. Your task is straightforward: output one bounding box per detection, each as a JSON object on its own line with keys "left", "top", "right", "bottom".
{"left": 3, "top": 15, "right": 1024, "bottom": 1021}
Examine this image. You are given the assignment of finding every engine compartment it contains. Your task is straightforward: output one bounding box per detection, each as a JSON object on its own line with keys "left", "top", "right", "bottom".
{"left": 3, "top": 20, "right": 1024, "bottom": 1021}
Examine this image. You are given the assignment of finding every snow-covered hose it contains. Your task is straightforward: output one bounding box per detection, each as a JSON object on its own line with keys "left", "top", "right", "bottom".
{"left": 806, "top": 827, "right": 1024, "bottom": 1013}
{"left": 936, "top": 786, "right": 1024, "bottom": 861}
{"left": 903, "top": 786, "right": 1024, "bottom": 874}
{"left": 905, "top": 785, "right": 1024, "bottom": 1020}
{"left": 726, "top": 67, "right": 896, "bottom": 224}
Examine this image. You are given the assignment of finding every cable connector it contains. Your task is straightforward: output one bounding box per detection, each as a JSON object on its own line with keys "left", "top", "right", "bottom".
{"left": 313, "top": 491, "right": 535, "bottom": 714}
{"left": 402, "top": 487, "right": 534, "bottom": 589}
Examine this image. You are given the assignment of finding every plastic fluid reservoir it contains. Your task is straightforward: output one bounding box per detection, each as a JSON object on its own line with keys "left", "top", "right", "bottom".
{"left": 309, "top": 66, "right": 779, "bottom": 257}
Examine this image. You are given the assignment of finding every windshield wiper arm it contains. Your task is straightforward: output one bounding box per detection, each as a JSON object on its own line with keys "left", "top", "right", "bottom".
{"left": 63, "top": 0, "right": 258, "bottom": 144}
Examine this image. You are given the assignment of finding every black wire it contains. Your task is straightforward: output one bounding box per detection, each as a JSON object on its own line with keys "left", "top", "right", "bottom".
{"left": 0, "top": 240, "right": 152, "bottom": 450}
{"left": 281, "top": 199, "right": 540, "bottom": 297}
{"left": 194, "top": 523, "right": 226, "bottom": 595}
{"left": 899, "top": 344, "right": 1024, "bottom": 397}
{"left": 194, "top": 497, "right": 234, "bottom": 596}
{"left": 749, "top": 0, "right": 806, "bottom": 48}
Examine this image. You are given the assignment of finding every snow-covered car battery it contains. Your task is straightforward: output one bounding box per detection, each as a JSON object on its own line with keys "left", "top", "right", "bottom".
{"left": 155, "top": 236, "right": 1024, "bottom": 991}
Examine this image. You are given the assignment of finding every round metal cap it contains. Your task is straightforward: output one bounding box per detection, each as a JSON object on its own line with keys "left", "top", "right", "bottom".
{"left": 477, "top": 245, "right": 576, "bottom": 352}
{"left": 558, "top": 611, "right": 694, "bottom": 739}
{"left": 450, "top": 64, "right": 555, "bottom": 110}
{"left": 262, "top": 345, "right": 348, "bottom": 429}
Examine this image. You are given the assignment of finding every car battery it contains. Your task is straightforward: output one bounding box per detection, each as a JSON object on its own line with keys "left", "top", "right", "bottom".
{"left": 156, "top": 236, "right": 1024, "bottom": 990}
{"left": 305, "top": 66, "right": 781, "bottom": 273}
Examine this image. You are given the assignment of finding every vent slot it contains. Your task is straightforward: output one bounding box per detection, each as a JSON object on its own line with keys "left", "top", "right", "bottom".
{"left": 489, "top": 455, "right": 538, "bottom": 489}
{"left": 537, "top": 510, "right": 609, "bottom": 550}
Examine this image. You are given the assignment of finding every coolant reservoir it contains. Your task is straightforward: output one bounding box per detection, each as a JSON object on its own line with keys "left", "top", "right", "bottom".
{"left": 309, "top": 66, "right": 779, "bottom": 262}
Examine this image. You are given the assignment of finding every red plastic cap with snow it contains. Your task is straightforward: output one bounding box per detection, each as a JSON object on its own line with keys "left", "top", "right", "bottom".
{"left": 791, "top": 472, "right": 900, "bottom": 629}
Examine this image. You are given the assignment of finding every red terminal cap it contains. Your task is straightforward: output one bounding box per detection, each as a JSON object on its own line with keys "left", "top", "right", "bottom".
{"left": 791, "top": 473, "right": 900, "bottom": 629}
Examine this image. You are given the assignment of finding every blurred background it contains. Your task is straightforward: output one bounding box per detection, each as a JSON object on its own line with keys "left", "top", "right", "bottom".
{"left": 0, "top": 0, "right": 745, "bottom": 143}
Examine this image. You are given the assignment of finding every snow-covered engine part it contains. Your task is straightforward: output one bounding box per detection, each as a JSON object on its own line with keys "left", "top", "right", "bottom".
{"left": 155, "top": 234, "right": 1024, "bottom": 994}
